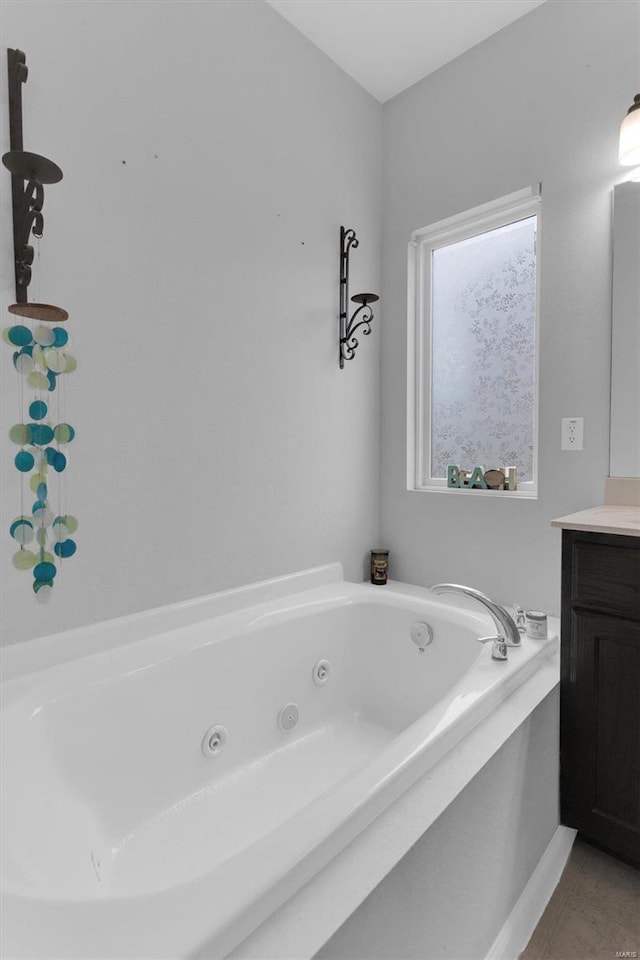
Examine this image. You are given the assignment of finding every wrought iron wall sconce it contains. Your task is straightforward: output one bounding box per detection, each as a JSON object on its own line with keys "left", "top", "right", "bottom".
{"left": 339, "top": 226, "right": 379, "bottom": 368}
{"left": 3, "top": 49, "right": 63, "bottom": 303}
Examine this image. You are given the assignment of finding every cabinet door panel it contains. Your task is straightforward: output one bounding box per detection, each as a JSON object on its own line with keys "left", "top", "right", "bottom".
{"left": 595, "top": 631, "right": 639, "bottom": 823}
{"left": 561, "top": 610, "right": 640, "bottom": 866}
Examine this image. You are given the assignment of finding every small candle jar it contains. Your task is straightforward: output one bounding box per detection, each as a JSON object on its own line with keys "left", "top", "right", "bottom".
{"left": 370, "top": 549, "right": 389, "bottom": 585}
{"left": 525, "top": 610, "right": 548, "bottom": 639}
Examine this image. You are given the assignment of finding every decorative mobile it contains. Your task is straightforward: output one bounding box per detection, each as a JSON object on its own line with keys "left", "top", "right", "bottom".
{"left": 3, "top": 48, "right": 77, "bottom": 599}
{"left": 3, "top": 306, "right": 78, "bottom": 599}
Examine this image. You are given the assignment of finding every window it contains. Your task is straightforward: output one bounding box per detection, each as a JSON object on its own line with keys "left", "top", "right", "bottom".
{"left": 407, "top": 186, "right": 540, "bottom": 497}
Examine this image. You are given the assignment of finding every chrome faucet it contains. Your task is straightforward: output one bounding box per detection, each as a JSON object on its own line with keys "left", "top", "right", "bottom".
{"left": 430, "top": 583, "right": 522, "bottom": 661}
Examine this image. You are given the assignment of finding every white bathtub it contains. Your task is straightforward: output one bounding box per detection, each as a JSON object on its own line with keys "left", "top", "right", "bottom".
{"left": 1, "top": 564, "right": 558, "bottom": 959}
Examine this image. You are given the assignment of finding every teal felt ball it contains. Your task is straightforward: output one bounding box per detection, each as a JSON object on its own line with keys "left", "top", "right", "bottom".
{"left": 15, "top": 450, "right": 35, "bottom": 472}
{"left": 34, "top": 561, "right": 57, "bottom": 581}
{"left": 30, "top": 424, "right": 54, "bottom": 446}
{"left": 54, "top": 538, "right": 76, "bottom": 558}
{"left": 7, "top": 325, "right": 33, "bottom": 346}
{"left": 29, "top": 400, "right": 48, "bottom": 421}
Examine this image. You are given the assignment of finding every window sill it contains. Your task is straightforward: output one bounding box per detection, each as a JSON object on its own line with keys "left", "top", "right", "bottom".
{"left": 409, "top": 484, "right": 538, "bottom": 500}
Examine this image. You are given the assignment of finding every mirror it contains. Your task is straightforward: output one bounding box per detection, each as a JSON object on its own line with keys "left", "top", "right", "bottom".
{"left": 610, "top": 180, "right": 640, "bottom": 477}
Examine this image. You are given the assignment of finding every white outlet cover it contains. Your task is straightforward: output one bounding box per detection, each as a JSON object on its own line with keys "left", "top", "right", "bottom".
{"left": 561, "top": 417, "right": 584, "bottom": 450}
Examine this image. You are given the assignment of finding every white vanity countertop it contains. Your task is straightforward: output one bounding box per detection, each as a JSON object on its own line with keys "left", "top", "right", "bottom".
{"left": 551, "top": 505, "right": 640, "bottom": 537}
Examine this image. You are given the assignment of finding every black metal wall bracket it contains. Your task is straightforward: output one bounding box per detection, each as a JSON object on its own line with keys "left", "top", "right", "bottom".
{"left": 3, "top": 49, "right": 63, "bottom": 303}
{"left": 339, "top": 225, "right": 379, "bottom": 368}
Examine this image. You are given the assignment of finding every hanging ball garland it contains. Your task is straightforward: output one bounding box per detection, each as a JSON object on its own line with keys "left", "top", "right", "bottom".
{"left": 3, "top": 303, "right": 77, "bottom": 599}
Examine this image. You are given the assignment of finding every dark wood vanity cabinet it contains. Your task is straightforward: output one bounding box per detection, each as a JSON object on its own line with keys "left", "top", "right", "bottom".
{"left": 560, "top": 529, "right": 640, "bottom": 867}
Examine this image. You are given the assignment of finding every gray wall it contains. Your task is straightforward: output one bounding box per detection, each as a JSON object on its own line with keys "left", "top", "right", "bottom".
{"left": 379, "top": 0, "right": 639, "bottom": 616}
{"left": 2, "top": 0, "right": 636, "bottom": 641}
{"left": 0, "top": 0, "right": 382, "bottom": 644}
{"left": 317, "top": 690, "right": 559, "bottom": 960}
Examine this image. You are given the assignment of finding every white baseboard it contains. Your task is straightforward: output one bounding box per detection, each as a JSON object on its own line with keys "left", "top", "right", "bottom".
{"left": 485, "top": 825, "right": 577, "bottom": 960}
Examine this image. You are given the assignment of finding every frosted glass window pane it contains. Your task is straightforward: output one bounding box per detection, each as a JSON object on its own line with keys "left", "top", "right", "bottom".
{"left": 430, "top": 216, "right": 536, "bottom": 481}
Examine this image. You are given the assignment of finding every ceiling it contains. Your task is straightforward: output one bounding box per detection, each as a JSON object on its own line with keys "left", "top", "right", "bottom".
{"left": 266, "top": 0, "right": 547, "bottom": 103}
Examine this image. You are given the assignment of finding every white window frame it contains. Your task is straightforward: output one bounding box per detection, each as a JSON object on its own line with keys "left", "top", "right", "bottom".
{"left": 407, "top": 185, "right": 541, "bottom": 499}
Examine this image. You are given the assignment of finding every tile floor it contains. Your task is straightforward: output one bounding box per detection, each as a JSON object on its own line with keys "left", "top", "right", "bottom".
{"left": 520, "top": 838, "right": 639, "bottom": 960}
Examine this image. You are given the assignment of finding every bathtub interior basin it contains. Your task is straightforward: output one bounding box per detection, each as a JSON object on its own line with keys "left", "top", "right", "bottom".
{"left": 1, "top": 567, "right": 558, "bottom": 959}
{"left": 2, "top": 594, "right": 487, "bottom": 901}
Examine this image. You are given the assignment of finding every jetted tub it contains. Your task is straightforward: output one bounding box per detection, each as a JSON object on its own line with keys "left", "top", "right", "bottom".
{"left": 1, "top": 564, "right": 558, "bottom": 959}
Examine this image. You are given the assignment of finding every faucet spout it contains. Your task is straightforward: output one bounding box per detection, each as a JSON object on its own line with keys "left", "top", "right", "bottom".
{"left": 431, "top": 583, "right": 521, "bottom": 649}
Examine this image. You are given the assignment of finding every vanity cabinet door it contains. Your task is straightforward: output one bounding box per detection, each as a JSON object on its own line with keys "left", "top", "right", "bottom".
{"left": 560, "top": 531, "right": 640, "bottom": 868}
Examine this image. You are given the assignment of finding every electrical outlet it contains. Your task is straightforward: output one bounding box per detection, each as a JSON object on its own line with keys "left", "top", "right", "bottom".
{"left": 561, "top": 417, "right": 584, "bottom": 450}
